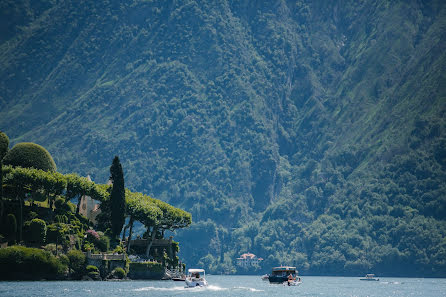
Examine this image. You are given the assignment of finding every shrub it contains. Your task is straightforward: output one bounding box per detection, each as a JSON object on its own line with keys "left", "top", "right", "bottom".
{"left": 46, "top": 223, "right": 66, "bottom": 244}
{"left": 5, "top": 213, "right": 17, "bottom": 241}
{"left": 112, "top": 244, "right": 124, "bottom": 254}
{"left": 86, "top": 265, "right": 101, "bottom": 280}
{"left": 55, "top": 214, "right": 68, "bottom": 224}
{"left": 67, "top": 249, "right": 86, "bottom": 277}
{"left": 59, "top": 254, "right": 69, "bottom": 267}
{"left": 27, "top": 211, "right": 38, "bottom": 220}
{"left": 43, "top": 243, "right": 63, "bottom": 255}
{"left": 3, "top": 142, "right": 56, "bottom": 172}
{"left": 87, "top": 270, "right": 101, "bottom": 280}
{"left": 97, "top": 235, "right": 110, "bottom": 252}
{"left": 112, "top": 267, "right": 126, "bottom": 279}
{"left": 0, "top": 246, "right": 67, "bottom": 280}
{"left": 28, "top": 218, "right": 47, "bottom": 245}
{"left": 86, "top": 229, "right": 100, "bottom": 241}
{"left": 86, "top": 265, "right": 99, "bottom": 273}
{"left": 67, "top": 201, "right": 76, "bottom": 213}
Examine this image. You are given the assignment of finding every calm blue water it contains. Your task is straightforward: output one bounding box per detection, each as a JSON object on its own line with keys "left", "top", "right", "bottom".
{"left": 1, "top": 275, "right": 445, "bottom": 297}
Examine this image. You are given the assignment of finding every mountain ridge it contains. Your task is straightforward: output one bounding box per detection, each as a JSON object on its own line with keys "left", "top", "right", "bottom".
{"left": 1, "top": 0, "right": 445, "bottom": 275}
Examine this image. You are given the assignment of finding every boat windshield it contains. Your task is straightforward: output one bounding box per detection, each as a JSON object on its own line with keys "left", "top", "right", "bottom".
{"left": 188, "top": 269, "right": 205, "bottom": 278}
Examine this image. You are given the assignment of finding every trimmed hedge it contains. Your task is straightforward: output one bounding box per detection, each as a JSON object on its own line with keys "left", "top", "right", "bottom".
{"left": 86, "top": 265, "right": 99, "bottom": 273}
{"left": 3, "top": 142, "right": 56, "bottom": 172}
{"left": 0, "top": 246, "right": 66, "bottom": 280}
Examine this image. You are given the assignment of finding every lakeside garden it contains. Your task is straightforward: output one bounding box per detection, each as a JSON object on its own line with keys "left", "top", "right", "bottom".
{"left": 0, "top": 131, "right": 192, "bottom": 280}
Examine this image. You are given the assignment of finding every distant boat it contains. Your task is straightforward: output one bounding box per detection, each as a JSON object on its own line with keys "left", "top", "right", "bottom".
{"left": 261, "top": 274, "right": 269, "bottom": 281}
{"left": 360, "top": 274, "right": 379, "bottom": 281}
{"left": 185, "top": 269, "right": 208, "bottom": 287}
{"left": 268, "top": 266, "right": 302, "bottom": 285}
{"left": 172, "top": 275, "right": 186, "bottom": 281}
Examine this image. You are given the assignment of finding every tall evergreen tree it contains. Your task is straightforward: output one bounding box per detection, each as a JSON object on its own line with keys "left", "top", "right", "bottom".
{"left": 110, "top": 156, "right": 126, "bottom": 239}
{"left": 0, "top": 131, "right": 9, "bottom": 221}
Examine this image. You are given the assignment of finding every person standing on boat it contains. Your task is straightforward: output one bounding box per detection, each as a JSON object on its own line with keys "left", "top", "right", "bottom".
{"left": 287, "top": 274, "right": 294, "bottom": 286}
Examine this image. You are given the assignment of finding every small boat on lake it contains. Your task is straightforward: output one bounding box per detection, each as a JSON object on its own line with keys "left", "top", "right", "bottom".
{"left": 172, "top": 275, "right": 186, "bottom": 281}
{"left": 261, "top": 274, "right": 269, "bottom": 281}
{"left": 360, "top": 274, "right": 379, "bottom": 281}
{"left": 185, "top": 269, "right": 208, "bottom": 287}
{"left": 268, "top": 266, "right": 301, "bottom": 285}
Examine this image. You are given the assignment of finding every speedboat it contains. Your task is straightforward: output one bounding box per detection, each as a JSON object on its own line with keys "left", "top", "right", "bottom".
{"left": 284, "top": 278, "right": 302, "bottom": 286}
{"left": 261, "top": 274, "right": 269, "bottom": 281}
{"left": 185, "top": 269, "right": 208, "bottom": 287}
{"left": 360, "top": 274, "right": 379, "bottom": 281}
{"left": 268, "top": 266, "right": 301, "bottom": 284}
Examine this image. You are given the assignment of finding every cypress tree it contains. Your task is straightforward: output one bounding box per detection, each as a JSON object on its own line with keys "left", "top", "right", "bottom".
{"left": 0, "top": 131, "right": 9, "bottom": 221}
{"left": 110, "top": 156, "right": 126, "bottom": 239}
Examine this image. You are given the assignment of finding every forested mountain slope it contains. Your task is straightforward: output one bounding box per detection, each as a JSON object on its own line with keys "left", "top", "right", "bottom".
{"left": 1, "top": 0, "right": 445, "bottom": 276}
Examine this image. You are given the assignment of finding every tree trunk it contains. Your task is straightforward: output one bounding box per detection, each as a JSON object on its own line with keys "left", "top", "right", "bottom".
{"left": 76, "top": 194, "right": 83, "bottom": 215}
{"left": 18, "top": 196, "right": 23, "bottom": 242}
{"left": 121, "top": 224, "right": 128, "bottom": 242}
{"left": 0, "top": 161, "right": 3, "bottom": 222}
{"left": 145, "top": 226, "right": 157, "bottom": 258}
{"left": 126, "top": 216, "right": 134, "bottom": 253}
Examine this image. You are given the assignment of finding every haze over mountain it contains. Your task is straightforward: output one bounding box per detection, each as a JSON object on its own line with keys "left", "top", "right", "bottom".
{"left": 1, "top": 0, "right": 445, "bottom": 276}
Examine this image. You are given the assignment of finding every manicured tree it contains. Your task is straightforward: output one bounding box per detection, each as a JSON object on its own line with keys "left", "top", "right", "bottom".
{"left": 3, "top": 142, "right": 56, "bottom": 172}
{"left": 28, "top": 218, "right": 47, "bottom": 245}
{"left": 125, "top": 190, "right": 162, "bottom": 253}
{"left": 110, "top": 156, "right": 126, "bottom": 239}
{"left": 0, "top": 131, "right": 8, "bottom": 159}
{"left": 144, "top": 198, "right": 192, "bottom": 258}
{"left": 5, "top": 213, "right": 17, "bottom": 243}
{"left": 0, "top": 131, "right": 9, "bottom": 222}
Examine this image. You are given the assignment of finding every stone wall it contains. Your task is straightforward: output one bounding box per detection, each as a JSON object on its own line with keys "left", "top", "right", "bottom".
{"left": 127, "top": 262, "right": 165, "bottom": 280}
{"left": 85, "top": 251, "right": 126, "bottom": 278}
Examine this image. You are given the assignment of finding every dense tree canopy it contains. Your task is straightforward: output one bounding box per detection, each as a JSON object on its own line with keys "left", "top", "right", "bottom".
{"left": 0, "top": 0, "right": 445, "bottom": 276}
{"left": 0, "top": 131, "right": 9, "bottom": 160}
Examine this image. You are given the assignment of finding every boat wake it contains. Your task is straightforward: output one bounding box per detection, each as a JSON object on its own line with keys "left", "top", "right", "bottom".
{"left": 133, "top": 285, "right": 263, "bottom": 293}
{"left": 381, "top": 281, "right": 403, "bottom": 285}
{"left": 134, "top": 286, "right": 188, "bottom": 292}
{"left": 233, "top": 286, "right": 264, "bottom": 292}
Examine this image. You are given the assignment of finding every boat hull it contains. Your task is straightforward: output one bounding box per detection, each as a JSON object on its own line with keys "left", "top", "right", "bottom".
{"left": 284, "top": 280, "right": 302, "bottom": 286}
{"left": 185, "top": 279, "right": 208, "bottom": 287}
{"left": 268, "top": 275, "right": 289, "bottom": 283}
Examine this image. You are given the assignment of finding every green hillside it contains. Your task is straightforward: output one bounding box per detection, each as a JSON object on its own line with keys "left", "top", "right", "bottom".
{"left": 1, "top": 0, "right": 445, "bottom": 276}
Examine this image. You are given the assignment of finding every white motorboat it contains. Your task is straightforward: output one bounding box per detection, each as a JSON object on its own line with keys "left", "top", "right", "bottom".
{"left": 360, "top": 274, "right": 379, "bottom": 281}
{"left": 185, "top": 269, "right": 208, "bottom": 287}
{"left": 284, "top": 279, "right": 302, "bottom": 286}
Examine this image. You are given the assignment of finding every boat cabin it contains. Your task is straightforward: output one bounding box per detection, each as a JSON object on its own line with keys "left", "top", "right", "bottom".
{"left": 268, "top": 266, "right": 298, "bottom": 283}
{"left": 272, "top": 266, "right": 297, "bottom": 276}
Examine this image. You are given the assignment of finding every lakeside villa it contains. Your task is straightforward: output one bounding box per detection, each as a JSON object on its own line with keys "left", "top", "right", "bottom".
{"left": 79, "top": 175, "right": 101, "bottom": 224}
{"left": 236, "top": 253, "right": 263, "bottom": 268}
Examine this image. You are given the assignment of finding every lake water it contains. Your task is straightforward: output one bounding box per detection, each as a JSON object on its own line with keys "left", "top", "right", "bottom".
{"left": 1, "top": 275, "right": 445, "bottom": 297}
